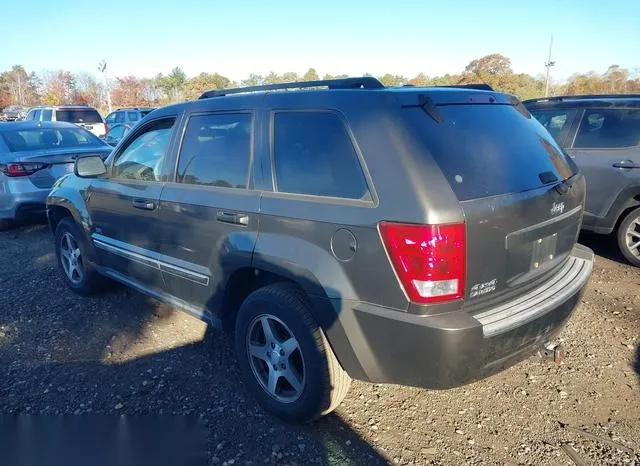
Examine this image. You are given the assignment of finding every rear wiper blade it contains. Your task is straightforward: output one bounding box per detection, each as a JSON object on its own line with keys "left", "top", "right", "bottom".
{"left": 418, "top": 95, "right": 444, "bottom": 124}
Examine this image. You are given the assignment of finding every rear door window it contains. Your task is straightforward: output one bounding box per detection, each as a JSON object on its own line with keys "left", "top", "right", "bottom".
{"left": 177, "top": 113, "right": 252, "bottom": 189}
{"left": 55, "top": 109, "right": 103, "bottom": 124}
{"left": 404, "top": 104, "right": 577, "bottom": 201}
{"left": 529, "top": 108, "right": 578, "bottom": 145}
{"left": 42, "top": 109, "right": 53, "bottom": 121}
{"left": 272, "top": 112, "right": 369, "bottom": 199}
{"left": 573, "top": 108, "right": 640, "bottom": 149}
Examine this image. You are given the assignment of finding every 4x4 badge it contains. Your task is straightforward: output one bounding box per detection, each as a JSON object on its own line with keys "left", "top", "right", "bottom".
{"left": 551, "top": 202, "right": 565, "bottom": 215}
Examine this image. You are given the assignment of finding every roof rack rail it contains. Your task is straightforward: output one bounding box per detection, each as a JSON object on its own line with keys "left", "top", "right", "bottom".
{"left": 440, "top": 84, "right": 494, "bottom": 91}
{"left": 524, "top": 94, "right": 640, "bottom": 103}
{"left": 198, "top": 77, "right": 384, "bottom": 99}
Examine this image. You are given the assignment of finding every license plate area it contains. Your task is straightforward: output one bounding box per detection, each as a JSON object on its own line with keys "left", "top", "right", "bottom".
{"left": 530, "top": 233, "right": 558, "bottom": 270}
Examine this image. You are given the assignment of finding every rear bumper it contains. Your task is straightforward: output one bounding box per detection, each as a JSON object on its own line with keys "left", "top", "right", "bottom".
{"left": 0, "top": 176, "right": 49, "bottom": 220}
{"left": 325, "top": 244, "right": 594, "bottom": 389}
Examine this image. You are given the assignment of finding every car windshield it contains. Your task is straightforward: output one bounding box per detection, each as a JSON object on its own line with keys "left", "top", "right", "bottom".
{"left": 1, "top": 126, "right": 106, "bottom": 152}
{"left": 55, "top": 109, "right": 103, "bottom": 124}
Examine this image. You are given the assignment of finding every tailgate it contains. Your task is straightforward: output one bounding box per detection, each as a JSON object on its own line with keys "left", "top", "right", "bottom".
{"left": 462, "top": 176, "right": 585, "bottom": 300}
{"left": 402, "top": 94, "right": 585, "bottom": 301}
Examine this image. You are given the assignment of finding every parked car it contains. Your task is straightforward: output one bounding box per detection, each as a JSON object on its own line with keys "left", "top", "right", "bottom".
{"left": 524, "top": 95, "right": 640, "bottom": 266}
{"left": 24, "top": 105, "right": 107, "bottom": 137}
{"left": 105, "top": 107, "right": 155, "bottom": 132}
{"left": 47, "top": 77, "right": 594, "bottom": 423}
{"left": 0, "top": 121, "right": 112, "bottom": 229}
{"left": 1, "top": 105, "right": 29, "bottom": 122}
{"left": 102, "top": 123, "right": 133, "bottom": 146}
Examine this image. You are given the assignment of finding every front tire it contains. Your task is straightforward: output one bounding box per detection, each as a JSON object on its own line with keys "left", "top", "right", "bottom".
{"left": 54, "top": 217, "right": 107, "bottom": 295}
{"left": 617, "top": 207, "right": 640, "bottom": 267}
{"left": 234, "top": 283, "right": 351, "bottom": 423}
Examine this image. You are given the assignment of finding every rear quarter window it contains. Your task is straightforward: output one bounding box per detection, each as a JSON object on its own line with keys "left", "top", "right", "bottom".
{"left": 272, "top": 112, "right": 369, "bottom": 200}
{"left": 403, "top": 104, "right": 577, "bottom": 201}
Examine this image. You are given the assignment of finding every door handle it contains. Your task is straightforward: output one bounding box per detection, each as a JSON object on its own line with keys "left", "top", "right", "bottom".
{"left": 613, "top": 161, "right": 640, "bottom": 169}
{"left": 132, "top": 198, "right": 156, "bottom": 210}
{"left": 216, "top": 211, "right": 249, "bottom": 225}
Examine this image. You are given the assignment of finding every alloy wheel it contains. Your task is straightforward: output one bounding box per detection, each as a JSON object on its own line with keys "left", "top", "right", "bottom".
{"left": 59, "top": 232, "right": 84, "bottom": 285}
{"left": 246, "top": 314, "right": 306, "bottom": 403}
{"left": 624, "top": 215, "right": 640, "bottom": 258}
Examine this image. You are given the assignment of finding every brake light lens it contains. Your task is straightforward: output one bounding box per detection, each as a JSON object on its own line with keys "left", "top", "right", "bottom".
{"left": 378, "top": 222, "right": 466, "bottom": 304}
{"left": 0, "top": 162, "right": 47, "bottom": 177}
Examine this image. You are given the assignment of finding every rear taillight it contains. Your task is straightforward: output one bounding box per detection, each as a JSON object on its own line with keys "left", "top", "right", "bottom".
{"left": 104, "top": 123, "right": 110, "bottom": 133}
{"left": 0, "top": 162, "right": 47, "bottom": 177}
{"left": 378, "top": 222, "right": 466, "bottom": 304}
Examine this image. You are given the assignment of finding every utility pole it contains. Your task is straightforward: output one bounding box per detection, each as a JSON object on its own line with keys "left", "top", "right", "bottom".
{"left": 98, "top": 60, "right": 112, "bottom": 113}
{"left": 544, "top": 34, "right": 556, "bottom": 97}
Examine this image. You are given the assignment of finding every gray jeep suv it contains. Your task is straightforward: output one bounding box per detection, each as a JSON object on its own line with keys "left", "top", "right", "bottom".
{"left": 524, "top": 95, "right": 640, "bottom": 266}
{"left": 47, "top": 77, "right": 594, "bottom": 422}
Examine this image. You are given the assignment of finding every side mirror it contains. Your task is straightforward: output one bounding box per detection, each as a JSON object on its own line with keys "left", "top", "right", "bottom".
{"left": 75, "top": 155, "right": 107, "bottom": 178}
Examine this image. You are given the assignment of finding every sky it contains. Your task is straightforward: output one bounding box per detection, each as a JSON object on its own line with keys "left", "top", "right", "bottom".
{"left": 1, "top": 0, "right": 639, "bottom": 83}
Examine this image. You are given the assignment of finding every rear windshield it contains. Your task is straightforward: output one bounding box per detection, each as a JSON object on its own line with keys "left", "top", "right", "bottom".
{"left": 404, "top": 104, "right": 577, "bottom": 201}
{"left": 1, "top": 127, "right": 105, "bottom": 152}
{"left": 55, "top": 109, "right": 103, "bottom": 124}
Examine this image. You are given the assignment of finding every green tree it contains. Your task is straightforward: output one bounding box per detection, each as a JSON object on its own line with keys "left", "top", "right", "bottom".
{"left": 155, "top": 66, "right": 187, "bottom": 102}
{"left": 302, "top": 68, "right": 319, "bottom": 81}
{"left": 281, "top": 72, "right": 299, "bottom": 83}
{"left": 263, "top": 72, "right": 281, "bottom": 84}
{"left": 0, "top": 65, "right": 40, "bottom": 106}
{"left": 241, "top": 73, "right": 264, "bottom": 87}
{"left": 379, "top": 74, "right": 407, "bottom": 87}
{"left": 183, "top": 72, "right": 232, "bottom": 100}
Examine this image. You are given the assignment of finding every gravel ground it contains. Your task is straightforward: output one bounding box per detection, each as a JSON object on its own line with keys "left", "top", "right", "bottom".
{"left": 0, "top": 223, "right": 638, "bottom": 465}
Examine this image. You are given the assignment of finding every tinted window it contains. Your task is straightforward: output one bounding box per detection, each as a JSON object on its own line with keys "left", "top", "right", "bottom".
{"left": 113, "top": 118, "right": 175, "bottom": 181}
{"left": 530, "top": 109, "right": 576, "bottom": 143}
{"left": 573, "top": 108, "right": 640, "bottom": 149}
{"left": 404, "top": 104, "right": 577, "bottom": 201}
{"left": 107, "top": 125, "right": 125, "bottom": 139}
{"left": 177, "top": 113, "right": 252, "bottom": 189}
{"left": 140, "top": 110, "right": 153, "bottom": 117}
{"left": 25, "top": 110, "right": 36, "bottom": 121}
{"left": 55, "top": 109, "right": 102, "bottom": 124}
{"left": 105, "top": 113, "right": 116, "bottom": 124}
{"left": 273, "top": 112, "right": 368, "bottom": 199}
{"left": 127, "top": 112, "right": 139, "bottom": 122}
{"left": 42, "top": 109, "right": 53, "bottom": 121}
{"left": 33, "top": 109, "right": 42, "bottom": 121}
{"left": 115, "top": 112, "right": 126, "bottom": 123}
{"left": 1, "top": 127, "right": 106, "bottom": 152}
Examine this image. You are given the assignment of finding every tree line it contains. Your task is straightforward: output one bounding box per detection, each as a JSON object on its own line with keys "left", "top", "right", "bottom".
{"left": 1, "top": 54, "right": 639, "bottom": 114}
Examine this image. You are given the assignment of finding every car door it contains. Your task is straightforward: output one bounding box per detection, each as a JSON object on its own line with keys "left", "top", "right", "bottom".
{"left": 156, "top": 108, "right": 262, "bottom": 319}
{"left": 87, "top": 114, "right": 182, "bottom": 291}
{"left": 565, "top": 107, "right": 640, "bottom": 220}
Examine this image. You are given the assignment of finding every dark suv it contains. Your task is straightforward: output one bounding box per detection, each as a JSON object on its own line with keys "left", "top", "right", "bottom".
{"left": 47, "top": 78, "right": 594, "bottom": 422}
{"left": 105, "top": 107, "right": 155, "bottom": 129}
{"left": 524, "top": 95, "right": 640, "bottom": 266}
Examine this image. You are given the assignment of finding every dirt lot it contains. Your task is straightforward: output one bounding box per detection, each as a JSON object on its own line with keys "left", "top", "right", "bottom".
{"left": 0, "top": 223, "right": 638, "bottom": 465}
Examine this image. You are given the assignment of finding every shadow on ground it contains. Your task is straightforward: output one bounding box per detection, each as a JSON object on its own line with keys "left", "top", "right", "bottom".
{"left": 0, "top": 224, "right": 389, "bottom": 465}
{"left": 579, "top": 231, "right": 629, "bottom": 266}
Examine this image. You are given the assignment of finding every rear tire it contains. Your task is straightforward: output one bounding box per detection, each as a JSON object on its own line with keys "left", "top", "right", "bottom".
{"left": 234, "top": 283, "right": 351, "bottom": 423}
{"left": 617, "top": 207, "right": 640, "bottom": 267}
{"left": 54, "top": 217, "right": 108, "bottom": 295}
